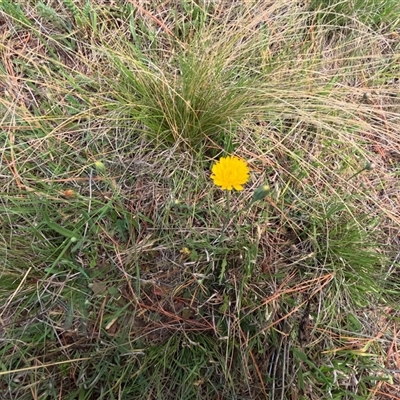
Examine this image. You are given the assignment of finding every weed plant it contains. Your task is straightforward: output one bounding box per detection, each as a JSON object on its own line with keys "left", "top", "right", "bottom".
{"left": 1, "top": 0, "right": 400, "bottom": 399}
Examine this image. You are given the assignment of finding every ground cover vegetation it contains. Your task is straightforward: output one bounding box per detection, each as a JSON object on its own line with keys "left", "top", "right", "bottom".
{"left": 1, "top": 0, "right": 400, "bottom": 399}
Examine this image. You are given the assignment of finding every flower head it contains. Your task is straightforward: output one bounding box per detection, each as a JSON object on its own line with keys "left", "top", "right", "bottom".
{"left": 211, "top": 156, "right": 249, "bottom": 191}
{"left": 251, "top": 184, "right": 270, "bottom": 204}
{"left": 94, "top": 160, "right": 106, "bottom": 172}
{"left": 62, "top": 189, "right": 77, "bottom": 199}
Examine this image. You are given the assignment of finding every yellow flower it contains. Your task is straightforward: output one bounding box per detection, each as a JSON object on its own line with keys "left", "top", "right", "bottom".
{"left": 211, "top": 156, "right": 249, "bottom": 191}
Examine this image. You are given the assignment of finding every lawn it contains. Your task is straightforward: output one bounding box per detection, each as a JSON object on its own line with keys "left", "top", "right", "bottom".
{"left": 1, "top": 1, "right": 400, "bottom": 399}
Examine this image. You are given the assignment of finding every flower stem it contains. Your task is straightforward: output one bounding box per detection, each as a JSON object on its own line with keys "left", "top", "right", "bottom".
{"left": 214, "top": 190, "right": 231, "bottom": 244}
{"left": 226, "top": 190, "right": 231, "bottom": 223}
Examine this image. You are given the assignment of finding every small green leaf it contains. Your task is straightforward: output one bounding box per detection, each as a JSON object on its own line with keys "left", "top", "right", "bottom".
{"left": 108, "top": 286, "right": 119, "bottom": 297}
{"left": 189, "top": 249, "right": 198, "bottom": 261}
{"left": 293, "top": 348, "right": 308, "bottom": 362}
{"left": 44, "top": 215, "right": 81, "bottom": 240}
{"left": 218, "top": 255, "right": 228, "bottom": 284}
{"left": 91, "top": 281, "right": 107, "bottom": 296}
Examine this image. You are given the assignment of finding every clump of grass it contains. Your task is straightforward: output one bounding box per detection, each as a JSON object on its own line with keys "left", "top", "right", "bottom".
{"left": 1, "top": 0, "right": 400, "bottom": 399}
{"left": 105, "top": 45, "right": 256, "bottom": 148}
{"left": 309, "top": 0, "right": 400, "bottom": 28}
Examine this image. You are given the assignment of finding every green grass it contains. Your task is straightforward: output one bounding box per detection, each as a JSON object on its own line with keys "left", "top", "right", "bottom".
{"left": 1, "top": 0, "right": 400, "bottom": 399}
{"left": 309, "top": 0, "right": 400, "bottom": 28}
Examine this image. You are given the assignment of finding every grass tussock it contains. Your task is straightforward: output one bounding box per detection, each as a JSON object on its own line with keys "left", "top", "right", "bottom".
{"left": 1, "top": 0, "right": 400, "bottom": 399}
